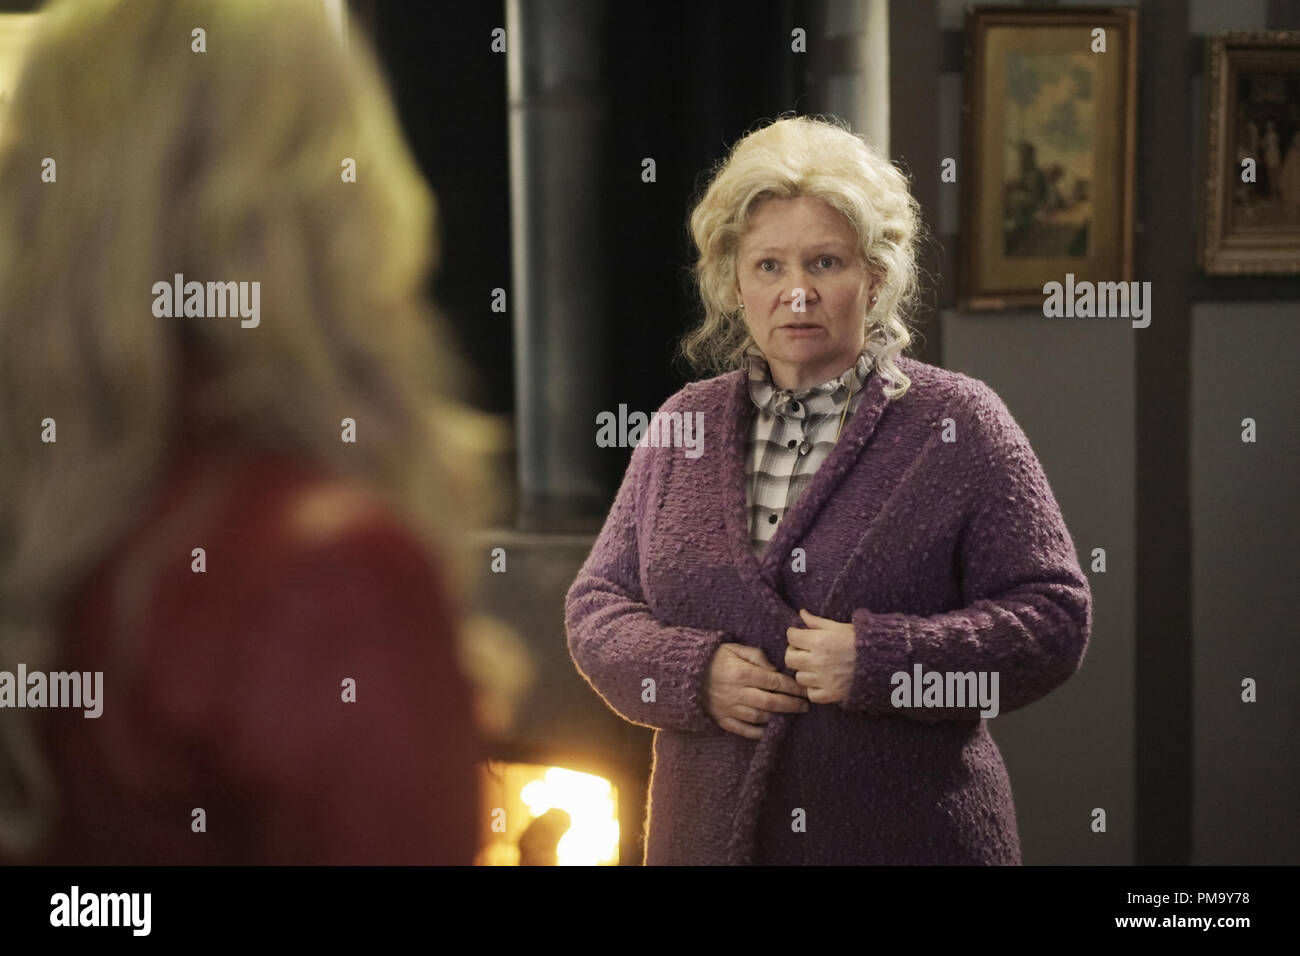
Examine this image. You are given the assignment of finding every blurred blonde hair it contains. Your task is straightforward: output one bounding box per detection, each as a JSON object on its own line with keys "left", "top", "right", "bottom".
{"left": 682, "top": 114, "right": 923, "bottom": 399}
{"left": 0, "top": 0, "right": 499, "bottom": 856}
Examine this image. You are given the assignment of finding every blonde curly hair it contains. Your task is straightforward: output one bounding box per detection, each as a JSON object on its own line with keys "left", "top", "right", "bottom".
{"left": 0, "top": 0, "right": 497, "bottom": 856}
{"left": 681, "top": 114, "right": 923, "bottom": 399}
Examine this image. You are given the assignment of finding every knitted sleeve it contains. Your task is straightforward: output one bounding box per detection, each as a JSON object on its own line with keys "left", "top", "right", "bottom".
{"left": 564, "top": 397, "right": 728, "bottom": 734}
{"left": 842, "top": 379, "right": 1092, "bottom": 722}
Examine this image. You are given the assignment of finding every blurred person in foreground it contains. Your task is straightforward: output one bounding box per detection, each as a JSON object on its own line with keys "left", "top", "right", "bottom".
{"left": 565, "top": 115, "right": 1092, "bottom": 865}
{"left": 0, "top": 0, "right": 494, "bottom": 865}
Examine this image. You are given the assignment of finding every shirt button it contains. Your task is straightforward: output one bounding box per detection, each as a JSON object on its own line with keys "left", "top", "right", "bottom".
{"left": 787, "top": 439, "right": 797, "bottom": 449}
{"left": 790, "top": 402, "right": 800, "bottom": 411}
{"left": 799, "top": 441, "right": 811, "bottom": 455}
{"left": 768, "top": 513, "right": 778, "bottom": 525}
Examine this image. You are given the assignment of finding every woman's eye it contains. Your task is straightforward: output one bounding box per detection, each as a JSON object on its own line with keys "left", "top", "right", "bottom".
{"left": 816, "top": 256, "right": 838, "bottom": 269}
{"left": 758, "top": 260, "right": 777, "bottom": 272}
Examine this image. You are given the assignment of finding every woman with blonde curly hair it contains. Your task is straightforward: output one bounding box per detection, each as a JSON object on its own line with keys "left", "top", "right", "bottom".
{"left": 566, "top": 115, "right": 1092, "bottom": 865}
{"left": 0, "top": 0, "right": 493, "bottom": 864}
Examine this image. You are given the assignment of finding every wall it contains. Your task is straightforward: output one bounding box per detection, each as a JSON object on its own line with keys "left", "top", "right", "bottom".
{"left": 1185, "top": 0, "right": 1300, "bottom": 867}
{"left": 914, "top": 0, "right": 1300, "bottom": 864}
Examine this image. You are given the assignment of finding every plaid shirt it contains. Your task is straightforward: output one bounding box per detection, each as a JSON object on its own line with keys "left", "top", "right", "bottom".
{"left": 745, "top": 345, "right": 874, "bottom": 555}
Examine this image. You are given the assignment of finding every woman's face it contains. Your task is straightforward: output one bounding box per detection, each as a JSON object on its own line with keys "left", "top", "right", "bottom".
{"left": 735, "top": 195, "right": 878, "bottom": 391}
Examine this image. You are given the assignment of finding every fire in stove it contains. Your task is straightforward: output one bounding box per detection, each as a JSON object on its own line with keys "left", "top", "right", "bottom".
{"left": 477, "top": 762, "right": 620, "bottom": 866}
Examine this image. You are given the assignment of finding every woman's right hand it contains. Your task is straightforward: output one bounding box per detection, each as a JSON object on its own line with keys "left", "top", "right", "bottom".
{"left": 703, "top": 643, "right": 810, "bottom": 739}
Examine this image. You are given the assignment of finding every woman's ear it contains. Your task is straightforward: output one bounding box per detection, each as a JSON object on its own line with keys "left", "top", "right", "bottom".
{"left": 873, "top": 268, "right": 888, "bottom": 297}
{"left": 859, "top": 257, "right": 879, "bottom": 296}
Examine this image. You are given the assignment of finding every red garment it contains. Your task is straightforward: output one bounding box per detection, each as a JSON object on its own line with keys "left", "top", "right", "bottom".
{"left": 12, "top": 443, "right": 481, "bottom": 865}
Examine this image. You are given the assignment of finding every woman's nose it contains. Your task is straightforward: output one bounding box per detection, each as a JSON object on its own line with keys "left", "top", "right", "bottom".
{"left": 782, "top": 275, "right": 815, "bottom": 306}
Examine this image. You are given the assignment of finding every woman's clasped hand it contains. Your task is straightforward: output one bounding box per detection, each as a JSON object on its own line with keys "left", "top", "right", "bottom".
{"left": 703, "top": 609, "right": 858, "bottom": 738}
{"left": 703, "top": 643, "right": 809, "bottom": 740}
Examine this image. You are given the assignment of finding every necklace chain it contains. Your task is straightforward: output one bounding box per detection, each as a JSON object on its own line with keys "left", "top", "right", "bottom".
{"left": 834, "top": 376, "right": 854, "bottom": 442}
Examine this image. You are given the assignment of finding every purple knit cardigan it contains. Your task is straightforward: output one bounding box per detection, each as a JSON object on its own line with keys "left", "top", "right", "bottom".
{"left": 564, "top": 355, "right": 1091, "bottom": 865}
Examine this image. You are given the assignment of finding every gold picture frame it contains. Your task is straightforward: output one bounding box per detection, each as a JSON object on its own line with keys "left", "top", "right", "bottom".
{"left": 960, "top": 7, "right": 1138, "bottom": 310}
{"left": 1199, "top": 31, "right": 1300, "bottom": 275}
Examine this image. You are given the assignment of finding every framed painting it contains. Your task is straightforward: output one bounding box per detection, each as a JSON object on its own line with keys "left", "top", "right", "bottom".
{"left": 1199, "top": 31, "right": 1300, "bottom": 275}
{"left": 960, "top": 7, "right": 1138, "bottom": 310}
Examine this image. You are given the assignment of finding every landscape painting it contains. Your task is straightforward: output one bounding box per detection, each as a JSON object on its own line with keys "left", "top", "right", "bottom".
{"left": 1002, "top": 51, "right": 1095, "bottom": 259}
{"left": 962, "top": 9, "right": 1137, "bottom": 309}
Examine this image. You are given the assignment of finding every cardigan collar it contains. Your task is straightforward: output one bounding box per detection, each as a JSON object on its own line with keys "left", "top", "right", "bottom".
{"left": 717, "top": 355, "right": 898, "bottom": 866}
{"left": 723, "top": 353, "right": 896, "bottom": 598}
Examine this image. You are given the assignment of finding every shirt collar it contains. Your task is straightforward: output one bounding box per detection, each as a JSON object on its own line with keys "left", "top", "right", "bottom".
{"left": 745, "top": 345, "right": 873, "bottom": 422}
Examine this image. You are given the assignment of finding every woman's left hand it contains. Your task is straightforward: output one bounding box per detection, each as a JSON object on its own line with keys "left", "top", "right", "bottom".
{"left": 785, "top": 609, "right": 856, "bottom": 704}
